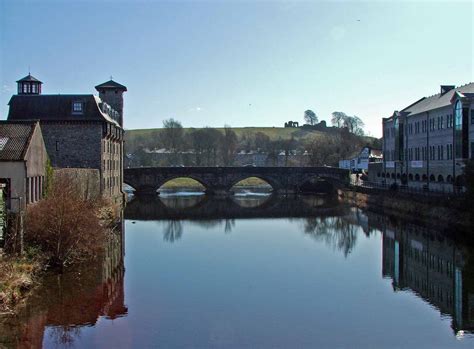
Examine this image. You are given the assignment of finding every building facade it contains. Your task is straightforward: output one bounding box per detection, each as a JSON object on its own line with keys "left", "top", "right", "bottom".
{"left": 339, "top": 146, "right": 382, "bottom": 172}
{"left": 372, "top": 83, "right": 474, "bottom": 191}
{"left": 7, "top": 75, "right": 126, "bottom": 201}
{"left": 0, "top": 120, "right": 48, "bottom": 212}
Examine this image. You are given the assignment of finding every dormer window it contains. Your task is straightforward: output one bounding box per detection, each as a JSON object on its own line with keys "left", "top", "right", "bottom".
{"left": 72, "top": 101, "right": 84, "bottom": 114}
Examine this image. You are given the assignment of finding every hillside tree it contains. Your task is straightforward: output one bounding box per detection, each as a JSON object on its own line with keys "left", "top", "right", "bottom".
{"left": 304, "top": 110, "right": 318, "bottom": 125}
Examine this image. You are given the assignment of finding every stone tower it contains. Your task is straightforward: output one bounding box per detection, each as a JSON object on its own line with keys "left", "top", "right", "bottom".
{"left": 95, "top": 79, "right": 127, "bottom": 127}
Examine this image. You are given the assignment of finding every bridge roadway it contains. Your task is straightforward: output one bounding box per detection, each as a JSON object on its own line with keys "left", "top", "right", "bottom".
{"left": 124, "top": 166, "right": 350, "bottom": 195}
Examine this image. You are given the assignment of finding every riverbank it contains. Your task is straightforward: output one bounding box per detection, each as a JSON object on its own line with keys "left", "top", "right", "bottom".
{"left": 0, "top": 251, "right": 45, "bottom": 313}
{"left": 340, "top": 187, "right": 473, "bottom": 233}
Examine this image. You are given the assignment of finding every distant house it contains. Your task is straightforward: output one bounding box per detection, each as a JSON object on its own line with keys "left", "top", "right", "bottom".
{"left": 0, "top": 120, "right": 48, "bottom": 212}
{"left": 339, "top": 146, "right": 382, "bottom": 172}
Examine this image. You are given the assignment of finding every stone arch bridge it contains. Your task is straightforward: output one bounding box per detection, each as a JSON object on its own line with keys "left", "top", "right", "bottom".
{"left": 124, "top": 166, "right": 350, "bottom": 195}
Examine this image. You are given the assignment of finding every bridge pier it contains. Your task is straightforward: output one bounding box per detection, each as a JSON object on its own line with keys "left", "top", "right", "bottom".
{"left": 134, "top": 188, "right": 158, "bottom": 196}
{"left": 205, "top": 188, "right": 230, "bottom": 197}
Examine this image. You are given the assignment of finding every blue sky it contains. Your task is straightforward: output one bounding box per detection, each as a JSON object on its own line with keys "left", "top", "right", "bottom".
{"left": 0, "top": 0, "right": 472, "bottom": 137}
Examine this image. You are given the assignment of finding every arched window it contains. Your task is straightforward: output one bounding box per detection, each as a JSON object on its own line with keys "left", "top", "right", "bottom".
{"left": 430, "top": 174, "right": 435, "bottom": 182}
{"left": 396, "top": 173, "right": 401, "bottom": 179}
{"left": 438, "top": 175, "right": 444, "bottom": 182}
{"left": 447, "top": 175, "right": 453, "bottom": 183}
{"left": 377, "top": 172, "right": 381, "bottom": 177}
{"left": 408, "top": 174, "right": 413, "bottom": 181}
{"left": 415, "top": 174, "right": 420, "bottom": 181}
{"left": 382, "top": 173, "right": 386, "bottom": 178}
{"left": 391, "top": 173, "right": 395, "bottom": 179}
{"left": 422, "top": 174, "right": 428, "bottom": 181}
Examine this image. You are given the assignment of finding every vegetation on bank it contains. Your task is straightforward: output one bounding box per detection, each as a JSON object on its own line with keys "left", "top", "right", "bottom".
{"left": 0, "top": 173, "right": 117, "bottom": 312}
{"left": 0, "top": 252, "right": 44, "bottom": 313}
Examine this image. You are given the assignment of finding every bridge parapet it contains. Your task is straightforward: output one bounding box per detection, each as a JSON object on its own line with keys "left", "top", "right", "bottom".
{"left": 124, "top": 166, "right": 350, "bottom": 195}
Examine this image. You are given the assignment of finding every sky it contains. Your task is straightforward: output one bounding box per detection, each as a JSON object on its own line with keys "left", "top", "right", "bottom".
{"left": 0, "top": 0, "right": 473, "bottom": 137}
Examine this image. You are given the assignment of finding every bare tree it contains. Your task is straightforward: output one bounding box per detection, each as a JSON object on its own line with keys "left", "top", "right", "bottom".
{"left": 161, "top": 118, "right": 183, "bottom": 164}
{"left": 304, "top": 110, "right": 318, "bottom": 125}
{"left": 220, "top": 126, "right": 238, "bottom": 166}
{"left": 331, "top": 111, "right": 347, "bottom": 128}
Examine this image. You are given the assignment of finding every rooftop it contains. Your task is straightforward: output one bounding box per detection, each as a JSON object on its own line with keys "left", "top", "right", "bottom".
{"left": 95, "top": 79, "right": 127, "bottom": 91}
{"left": 402, "top": 82, "right": 474, "bottom": 116}
{"left": 0, "top": 121, "right": 38, "bottom": 161}
{"left": 16, "top": 74, "right": 42, "bottom": 84}
{"left": 7, "top": 94, "right": 121, "bottom": 127}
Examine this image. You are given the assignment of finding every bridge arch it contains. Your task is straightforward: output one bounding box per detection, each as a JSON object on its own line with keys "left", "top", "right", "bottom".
{"left": 156, "top": 175, "right": 210, "bottom": 194}
{"left": 227, "top": 175, "right": 281, "bottom": 193}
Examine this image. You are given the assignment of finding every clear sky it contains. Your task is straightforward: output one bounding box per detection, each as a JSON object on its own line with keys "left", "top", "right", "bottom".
{"left": 0, "top": 0, "right": 473, "bottom": 137}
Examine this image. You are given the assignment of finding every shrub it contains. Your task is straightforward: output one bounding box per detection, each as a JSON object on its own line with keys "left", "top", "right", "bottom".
{"left": 25, "top": 174, "right": 107, "bottom": 268}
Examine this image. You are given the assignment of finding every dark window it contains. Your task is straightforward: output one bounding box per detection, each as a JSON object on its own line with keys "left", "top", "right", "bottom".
{"left": 56, "top": 141, "right": 59, "bottom": 151}
{"left": 471, "top": 110, "right": 474, "bottom": 124}
{"left": 72, "top": 101, "right": 83, "bottom": 113}
{"left": 471, "top": 142, "right": 474, "bottom": 160}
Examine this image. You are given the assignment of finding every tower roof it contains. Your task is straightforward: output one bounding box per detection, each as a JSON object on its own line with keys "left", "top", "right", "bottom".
{"left": 16, "top": 74, "right": 42, "bottom": 84}
{"left": 95, "top": 79, "right": 127, "bottom": 91}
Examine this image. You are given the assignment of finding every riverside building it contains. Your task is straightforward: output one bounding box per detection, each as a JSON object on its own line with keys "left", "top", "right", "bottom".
{"left": 371, "top": 83, "right": 474, "bottom": 191}
{"left": 6, "top": 74, "right": 127, "bottom": 201}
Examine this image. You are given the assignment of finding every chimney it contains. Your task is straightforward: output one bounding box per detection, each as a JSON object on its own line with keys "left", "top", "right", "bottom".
{"left": 440, "top": 85, "right": 455, "bottom": 95}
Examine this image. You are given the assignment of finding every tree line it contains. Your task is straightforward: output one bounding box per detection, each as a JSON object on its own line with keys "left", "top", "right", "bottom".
{"left": 126, "top": 116, "right": 378, "bottom": 167}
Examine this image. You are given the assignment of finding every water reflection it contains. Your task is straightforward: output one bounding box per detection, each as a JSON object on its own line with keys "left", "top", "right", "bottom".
{"left": 302, "top": 216, "right": 359, "bottom": 257}
{"left": 0, "top": 221, "right": 126, "bottom": 348}
{"left": 4, "top": 196, "right": 474, "bottom": 347}
{"left": 376, "top": 217, "right": 474, "bottom": 335}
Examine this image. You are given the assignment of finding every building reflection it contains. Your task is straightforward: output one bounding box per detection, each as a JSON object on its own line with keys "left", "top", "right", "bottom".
{"left": 379, "top": 218, "right": 474, "bottom": 334}
{"left": 0, "top": 216, "right": 127, "bottom": 348}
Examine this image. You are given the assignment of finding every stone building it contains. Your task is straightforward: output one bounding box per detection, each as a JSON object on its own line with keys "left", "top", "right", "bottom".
{"left": 0, "top": 120, "right": 48, "bottom": 212}
{"left": 371, "top": 83, "right": 474, "bottom": 191}
{"left": 7, "top": 74, "right": 126, "bottom": 201}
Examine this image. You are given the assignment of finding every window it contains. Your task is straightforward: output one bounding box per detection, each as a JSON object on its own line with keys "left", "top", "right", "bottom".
{"left": 471, "top": 142, "right": 474, "bottom": 160}
{"left": 55, "top": 141, "right": 60, "bottom": 151}
{"left": 471, "top": 110, "right": 474, "bottom": 124}
{"left": 72, "top": 101, "right": 83, "bottom": 114}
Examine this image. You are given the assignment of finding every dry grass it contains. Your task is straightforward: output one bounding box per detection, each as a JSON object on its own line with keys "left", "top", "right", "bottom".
{"left": 0, "top": 253, "right": 43, "bottom": 312}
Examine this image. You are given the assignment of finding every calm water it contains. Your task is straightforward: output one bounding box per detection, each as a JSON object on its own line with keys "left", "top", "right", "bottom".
{"left": 3, "top": 194, "right": 474, "bottom": 348}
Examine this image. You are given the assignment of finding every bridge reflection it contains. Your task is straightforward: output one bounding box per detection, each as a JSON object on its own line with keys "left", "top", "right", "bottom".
{"left": 125, "top": 194, "right": 343, "bottom": 221}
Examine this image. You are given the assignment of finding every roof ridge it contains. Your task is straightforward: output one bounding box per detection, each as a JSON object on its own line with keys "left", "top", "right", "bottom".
{"left": 20, "top": 121, "right": 39, "bottom": 159}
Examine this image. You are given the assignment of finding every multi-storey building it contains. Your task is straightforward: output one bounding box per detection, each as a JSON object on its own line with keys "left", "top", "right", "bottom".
{"left": 373, "top": 83, "right": 474, "bottom": 191}
{"left": 7, "top": 74, "right": 127, "bottom": 201}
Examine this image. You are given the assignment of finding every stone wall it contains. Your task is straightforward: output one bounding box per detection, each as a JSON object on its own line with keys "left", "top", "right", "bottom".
{"left": 41, "top": 122, "right": 102, "bottom": 170}
{"left": 53, "top": 168, "right": 100, "bottom": 200}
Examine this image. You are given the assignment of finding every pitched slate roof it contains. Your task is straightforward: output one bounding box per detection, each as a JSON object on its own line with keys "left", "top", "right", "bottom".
{"left": 95, "top": 80, "right": 127, "bottom": 91}
{"left": 402, "top": 82, "right": 474, "bottom": 116}
{"left": 0, "top": 121, "right": 38, "bottom": 161}
{"left": 7, "top": 94, "right": 120, "bottom": 127}
{"left": 16, "top": 74, "right": 42, "bottom": 83}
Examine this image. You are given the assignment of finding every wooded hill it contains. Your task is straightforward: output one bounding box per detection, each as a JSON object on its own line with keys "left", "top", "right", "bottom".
{"left": 125, "top": 125, "right": 381, "bottom": 168}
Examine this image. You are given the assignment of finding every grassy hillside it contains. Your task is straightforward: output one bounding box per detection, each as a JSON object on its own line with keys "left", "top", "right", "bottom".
{"left": 126, "top": 127, "right": 308, "bottom": 142}
{"left": 125, "top": 126, "right": 379, "bottom": 145}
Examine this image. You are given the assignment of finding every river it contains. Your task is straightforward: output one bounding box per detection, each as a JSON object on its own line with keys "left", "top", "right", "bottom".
{"left": 3, "top": 193, "right": 474, "bottom": 348}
